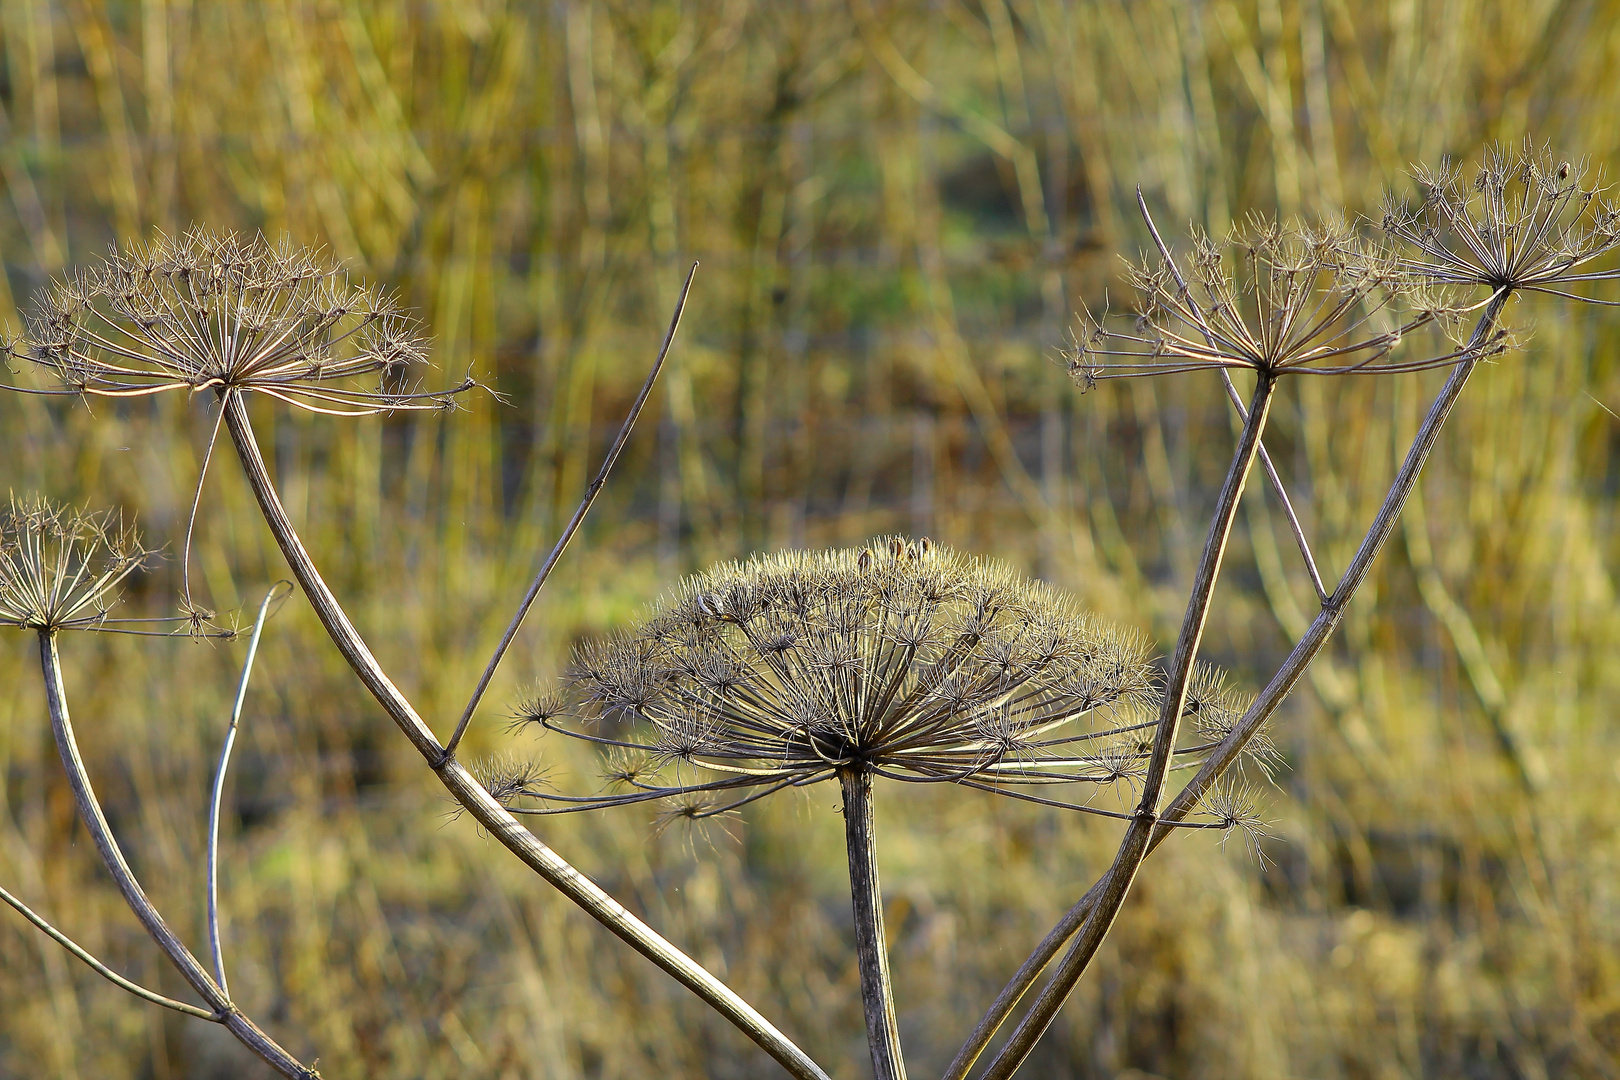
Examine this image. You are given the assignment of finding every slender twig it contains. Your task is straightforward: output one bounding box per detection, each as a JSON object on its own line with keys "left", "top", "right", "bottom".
{"left": 38, "top": 632, "right": 317, "bottom": 1078}
{"left": 840, "top": 768, "right": 906, "bottom": 1080}
{"left": 1218, "top": 371, "right": 1330, "bottom": 603}
{"left": 974, "top": 371, "right": 1276, "bottom": 1080}
{"left": 0, "top": 881, "right": 219, "bottom": 1021}
{"left": 442, "top": 262, "right": 697, "bottom": 763}
{"left": 207, "top": 582, "right": 289, "bottom": 998}
{"left": 948, "top": 296, "right": 1508, "bottom": 1080}
{"left": 180, "top": 399, "right": 227, "bottom": 615}
{"left": 218, "top": 389, "right": 830, "bottom": 1080}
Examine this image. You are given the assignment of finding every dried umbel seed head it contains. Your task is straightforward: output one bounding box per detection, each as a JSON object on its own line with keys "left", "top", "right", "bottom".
{"left": 1385, "top": 142, "right": 1620, "bottom": 301}
{"left": 1181, "top": 662, "right": 1280, "bottom": 777}
{"left": 1196, "top": 780, "right": 1275, "bottom": 866}
{"left": 0, "top": 495, "right": 149, "bottom": 632}
{"left": 8, "top": 228, "right": 471, "bottom": 415}
{"left": 500, "top": 539, "right": 1236, "bottom": 826}
{"left": 1065, "top": 215, "right": 1467, "bottom": 386}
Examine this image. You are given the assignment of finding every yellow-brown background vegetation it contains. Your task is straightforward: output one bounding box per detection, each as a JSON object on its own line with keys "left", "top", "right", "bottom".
{"left": 1, "top": 1, "right": 1617, "bottom": 1077}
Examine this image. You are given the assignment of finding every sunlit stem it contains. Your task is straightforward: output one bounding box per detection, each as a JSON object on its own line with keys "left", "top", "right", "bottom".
{"left": 950, "top": 296, "right": 1509, "bottom": 1080}
{"left": 207, "top": 582, "right": 288, "bottom": 998}
{"left": 975, "top": 370, "right": 1276, "bottom": 1080}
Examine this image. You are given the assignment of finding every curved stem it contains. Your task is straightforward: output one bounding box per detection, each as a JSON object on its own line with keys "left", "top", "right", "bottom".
{"left": 208, "top": 582, "right": 287, "bottom": 998}
{"left": 975, "top": 371, "right": 1275, "bottom": 1080}
{"left": 840, "top": 768, "right": 906, "bottom": 1080}
{"left": 219, "top": 391, "right": 829, "bottom": 1080}
{"left": 38, "top": 632, "right": 317, "bottom": 1077}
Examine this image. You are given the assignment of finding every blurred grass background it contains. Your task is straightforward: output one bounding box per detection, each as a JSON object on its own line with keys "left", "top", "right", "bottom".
{"left": 1, "top": 1, "right": 1618, "bottom": 1076}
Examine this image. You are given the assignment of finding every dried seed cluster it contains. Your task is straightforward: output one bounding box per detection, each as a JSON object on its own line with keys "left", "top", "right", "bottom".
{"left": 0, "top": 495, "right": 148, "bottom": 632}
{"left": 10, "top": 228, "right": 470, "bottom": 415}
{"left": 1065, "top": 216, "right": 1464, "bottom": 387}
{"left": 1385, "top": 143, "right": 1620, "bottom": 298}
{"left": 503, "top": 539, "right": 1264, "bottom": 831}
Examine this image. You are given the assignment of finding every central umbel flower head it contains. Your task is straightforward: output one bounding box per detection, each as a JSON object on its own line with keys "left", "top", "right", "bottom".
{"left": 9, "top": 228, "right": 470, "bottom": 415}
{"left": 504, "top": 538, "right": 1191, "bottom": 823}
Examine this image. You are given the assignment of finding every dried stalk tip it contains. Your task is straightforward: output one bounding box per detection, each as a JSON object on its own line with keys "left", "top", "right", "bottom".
{"left": 507, "top": 689, "right": 568, "bottom": 734}
{"left": 12, "top": 228, "right": 473, "bottom": 415}
{"left": 0, "top": 495, "right": 149, "bottom": 632}
{"left": 510, "top": 539, "right": 1250, "bottom": 827}
{"left": 1182, "top": 663, "right": 1280, "bottom": 775}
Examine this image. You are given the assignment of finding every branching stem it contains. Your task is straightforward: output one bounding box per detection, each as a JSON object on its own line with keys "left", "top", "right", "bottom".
{"left": 38, "top": 632, "right": 317, "bottom": 1077}
{"left": 443, "top": 261, "right": 697, "bottom": 762}
{"left": 219, "top": 388, "right": 829, "bottom": 1080}
{"left": 0, "top": 880, "right": 218, "bottom": 1020}
{"left": 949, "top": 295, "right": 1508, "bottom": 1080}
{"left": 974, "top": 370, "right": 1276, "bottom": 1080}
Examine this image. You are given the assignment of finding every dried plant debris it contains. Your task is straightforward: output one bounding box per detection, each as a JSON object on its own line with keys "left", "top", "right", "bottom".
{"left": 6, "top": 228, "right": 472, "bottom": 415}
{"left": 504, "top": 538, "right": 1259, "bottom": 828}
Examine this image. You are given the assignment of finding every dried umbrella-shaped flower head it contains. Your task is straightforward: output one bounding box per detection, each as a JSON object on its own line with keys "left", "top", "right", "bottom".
{"left": 1065, "top": 216, "right": 1473, "bottom": 388}
{"left": 0, "top": 495, "right": 149, "bottom": 632}
{"left": 8, "top": 228, "right": 471, "bottom": 415}
{"left": 1385, "top": 142, "right": 1620, "bottom": 302}
{"left": 500, "top": 539, "right": 1271, "bottom": 837}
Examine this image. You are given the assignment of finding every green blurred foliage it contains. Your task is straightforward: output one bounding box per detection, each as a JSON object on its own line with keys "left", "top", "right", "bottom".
{"left": 0, "top": 1, "right": 1617, "bottom": 1077}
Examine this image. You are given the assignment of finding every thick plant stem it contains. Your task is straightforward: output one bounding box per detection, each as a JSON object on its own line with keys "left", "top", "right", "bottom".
{"left": 38, "top": 633, "right": 317, "bottom": 1078}
{"left": 840, "top": 769, "right": 906, "bottom": 1080}
{"left": 976, "top": 372, "right": 1275, "bottom": 1080}
{"left": 219, "top": 391, "right": 829, "bottom": 1080}
{"left": 950, "top": 299, "right": 1508, "bottom": 1080}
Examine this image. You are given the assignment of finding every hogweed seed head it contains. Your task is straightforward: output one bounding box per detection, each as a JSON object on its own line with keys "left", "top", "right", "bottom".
{"left": 1384, "top": 142, "right": 1620, "bottom": 302}
{"left": 1065, "top": 214, "right": 1457, "bottom": 386}
{"left": 494, "top": 540, "right": 1265, "bottom": 828}
{"left": 8, "top": 228, "right": 472, "bottom": 415}
{"left": 0, "top": 495, "right": 149, "bottom": 632}
{"left": 1198, "top": 780, "right": 1275, "bottom": 867}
